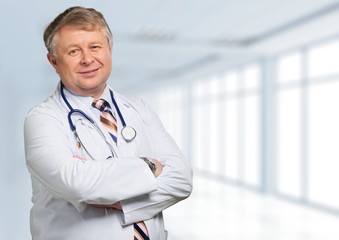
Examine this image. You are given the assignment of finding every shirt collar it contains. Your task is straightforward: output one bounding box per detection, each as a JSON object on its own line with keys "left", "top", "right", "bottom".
{"left": 96, "top": 86, "right": 112, "bottom": 106}
{"left": 62, "top": 84, "right": 112, "bottom": 107}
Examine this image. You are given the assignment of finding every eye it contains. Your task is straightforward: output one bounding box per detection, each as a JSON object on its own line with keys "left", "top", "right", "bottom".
{"left": 68, "top": 49, "right": 79, "bottom": 56}
{"left": 90, "top": 45, "right": 102, "bottom": 51}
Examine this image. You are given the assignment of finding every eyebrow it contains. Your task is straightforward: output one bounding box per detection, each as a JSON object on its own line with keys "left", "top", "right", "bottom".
{"left": 63, "top": 41, "right": 104, "bottom": 51}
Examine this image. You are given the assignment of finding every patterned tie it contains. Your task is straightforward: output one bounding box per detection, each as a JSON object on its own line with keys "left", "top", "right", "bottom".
{"left": 92, "top": 99, "right": 150, "bottom": 240}
{"left": 133, "top": 221, "right": 149, "bottom": 240}
{"left": 92, "top": 99, "right": 118, "bottom": 143}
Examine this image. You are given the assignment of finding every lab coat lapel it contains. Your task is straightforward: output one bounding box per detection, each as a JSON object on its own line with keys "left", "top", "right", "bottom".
{"left": 112, "top": 92, "right": 135, "bottom": 136}
{"left": 112, "top": 92, "right": 139, "bottom": 157}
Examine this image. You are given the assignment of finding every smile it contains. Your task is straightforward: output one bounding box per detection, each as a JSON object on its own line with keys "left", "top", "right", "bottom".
{"left": 78, "top": 68, "right": 99, "bottom": 77}
{"left": 79, "top": 68, "right": 99, "bottom": 74}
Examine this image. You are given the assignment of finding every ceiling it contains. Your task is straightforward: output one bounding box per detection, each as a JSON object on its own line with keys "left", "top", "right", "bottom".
{"left": 106, "top": 0, "right": 339, "bottom": 91}
{"left": 3, "top": 0, "right": 339, "bottom": 93}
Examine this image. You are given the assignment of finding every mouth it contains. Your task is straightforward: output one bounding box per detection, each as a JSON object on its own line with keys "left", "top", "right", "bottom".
{"left": 78, "top": 68, "right": 99, "bottom": 78}
{"left": 79, "top": 68, "right": 99, "bottom": 74}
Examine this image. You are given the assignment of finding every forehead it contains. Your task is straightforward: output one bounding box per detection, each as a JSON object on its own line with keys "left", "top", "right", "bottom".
{"left": 56, "top": 25, "right": 108, "bottom": 47}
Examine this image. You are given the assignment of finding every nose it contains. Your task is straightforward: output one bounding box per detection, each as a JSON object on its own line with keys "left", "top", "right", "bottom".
{"left": 80, "top": 50, "right": 94, "bottom": 65}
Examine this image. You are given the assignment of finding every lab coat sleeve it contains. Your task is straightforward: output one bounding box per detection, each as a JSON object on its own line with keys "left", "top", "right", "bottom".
{"left": 24, "top": 104, "right": 158, "bottom": 211}
{"left": 119, "top": 98, "right": 193, "bottom": 225}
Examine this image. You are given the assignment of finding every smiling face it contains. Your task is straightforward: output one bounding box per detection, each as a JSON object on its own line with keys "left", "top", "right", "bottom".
{"left": 48, "top": 25, "right": 112, "bottom": 98}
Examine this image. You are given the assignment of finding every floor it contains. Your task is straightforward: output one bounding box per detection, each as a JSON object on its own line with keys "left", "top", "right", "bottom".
{"left": 164, "top": 175, "right": 339, "bottom": 240}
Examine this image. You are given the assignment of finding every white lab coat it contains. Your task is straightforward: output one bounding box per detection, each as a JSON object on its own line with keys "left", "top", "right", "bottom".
{"left": 24, "top": 83, "right": 193, "bottom": 240}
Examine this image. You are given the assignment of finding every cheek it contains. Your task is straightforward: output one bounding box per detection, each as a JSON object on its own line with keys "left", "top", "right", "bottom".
{"left": 102, "top": 50, "right": 112, "bottom": 63}
{"left": 104, "top": 56, "right": 112, "bottom": 68}
{"left": 59, "top": 60, "right": 77, "bottom": 74}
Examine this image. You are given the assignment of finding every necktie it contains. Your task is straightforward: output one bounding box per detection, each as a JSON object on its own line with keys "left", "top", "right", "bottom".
{"left": 92, "top": 99, "right": 150, "bottom": 240}
{"left": 133, "top": 221, "right": 150, "bottom": 240}
{"left": 92, "top": 99, "right": 118, "bottom": 143}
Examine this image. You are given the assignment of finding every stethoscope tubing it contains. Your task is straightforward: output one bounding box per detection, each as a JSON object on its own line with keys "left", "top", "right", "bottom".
{"left": 60, "top": 82, "right": 136, "bottom": 149}
{"left": 60, "top": 82, "right": 126, "bottom": 130}
{"left": 110, "top": 90, "right": 126, "bottom": 127}
{"left": 60, "top": 83, "right": 118, "bottom": 159}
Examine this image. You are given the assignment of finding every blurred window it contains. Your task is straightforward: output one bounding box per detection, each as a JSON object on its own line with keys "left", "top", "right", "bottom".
{"left": 275, "top": 39, "right": 339, "bottom": 212}
{"left": 191, "top": 63, "right": 262, "bottom": 188}
{"left": 277, "top": 52, "right": 302, "bottom": 83}
{"left": 308, "top": 40, "right": 339, "bottom": 78}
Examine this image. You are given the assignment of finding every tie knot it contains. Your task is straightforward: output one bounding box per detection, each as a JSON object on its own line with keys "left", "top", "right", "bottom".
{"left": 92, "top": 99, "right": 110, "bottom": 112}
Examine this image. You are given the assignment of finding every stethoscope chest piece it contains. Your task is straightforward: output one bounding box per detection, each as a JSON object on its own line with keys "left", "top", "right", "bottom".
{"left": 121, "top": 126, "right": 137, "bottom": 141}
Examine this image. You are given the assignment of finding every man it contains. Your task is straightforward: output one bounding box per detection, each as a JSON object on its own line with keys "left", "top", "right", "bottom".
{"left": 24, "top": 6, "right": 192, "bottom": 240}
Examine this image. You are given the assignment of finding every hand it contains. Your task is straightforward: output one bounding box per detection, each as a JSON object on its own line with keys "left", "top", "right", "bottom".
{"left": 151, "top": 158, "right": 163, "bottom": 178}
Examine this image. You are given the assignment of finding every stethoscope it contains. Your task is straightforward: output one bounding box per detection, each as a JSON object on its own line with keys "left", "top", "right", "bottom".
{"left": 60, "top": 83, "right": 137, "bottom": 159}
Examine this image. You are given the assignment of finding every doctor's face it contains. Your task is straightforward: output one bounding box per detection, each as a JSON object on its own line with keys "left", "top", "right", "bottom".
{"left": 48, "top": 25, "right": 112, "bottom": 98}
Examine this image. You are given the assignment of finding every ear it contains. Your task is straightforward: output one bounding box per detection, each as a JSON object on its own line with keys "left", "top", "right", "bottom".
{"left": 108, "top": 43, "right": 113, "bottom": 54}
{"left": 47, "top": 53, "right": 58, "bottom": 68}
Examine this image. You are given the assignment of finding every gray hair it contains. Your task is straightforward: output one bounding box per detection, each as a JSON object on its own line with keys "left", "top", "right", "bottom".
{"left": 43, "top": 6, "right": 113, "bottom": 56}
